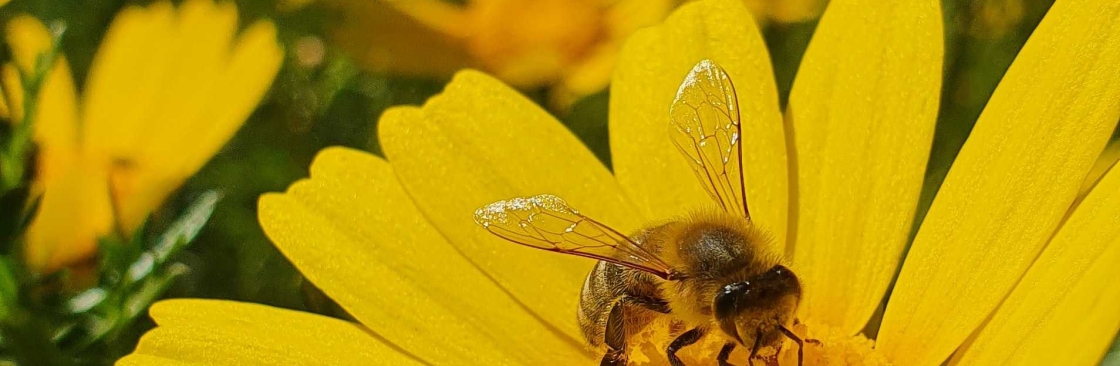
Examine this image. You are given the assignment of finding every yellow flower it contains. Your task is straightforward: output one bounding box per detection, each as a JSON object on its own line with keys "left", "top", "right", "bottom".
{"left": 1, "top": 0, "right": 283, "bottom": 272}
{"left": 967, "top": 0, "right": 1027, "bottom": 39}
{"left": 324, "top": 0, "right": 675, "bottom": 108}
{"left": 738, "top": 0, "right": 827, "bottom": 24}
{"left": 119, "top": 0, "right": 1120, "bottom": 365}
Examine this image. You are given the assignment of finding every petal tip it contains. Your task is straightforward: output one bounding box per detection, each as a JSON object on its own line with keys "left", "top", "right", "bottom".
{"left": 308, "top": 146, "right": 386, "bottom": 179}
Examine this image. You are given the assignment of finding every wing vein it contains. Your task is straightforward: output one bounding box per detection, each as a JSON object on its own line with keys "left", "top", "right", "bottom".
{"left": 669, "top": 59, "right": 751, "bottom": 220}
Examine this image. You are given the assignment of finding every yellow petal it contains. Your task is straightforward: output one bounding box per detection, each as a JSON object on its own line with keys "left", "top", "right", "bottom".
{"left": 0, "top": 66, "right": 19, "bottom": 120}
{"left": 82, "top": 0, "right": 281, "bottom": 233}
{"left": 118, "top": 299, "right": 421, "bottom": 366}
{"left": 466, "top": 0, "right": 619, "bottom": 88}
{"left": 201, "top": 21, "right": 283, "bottom": 162}
{"left": 551, "top": 45, "right": 615, "bottom": 109}
{"left": 326, "top": 0, "right": 474, "bottom": 78}
{"left": 550, "top": 0, "right": 675, "bottom": 108}
{"left": 950, "top": 150, "right": 1120, "bottom": 365}
{"left": 1079, "top": 139, "right": 1120, "bottom": 197}
{"left": 386, "top": 0, "right": 468, "bottom": 37}
{"left": 259, "top": 147, "right": 592, "bottom": 364}
{"left": 79, "top": 1, "right": 177, "bottom": 231}
{"left": 6, "top": 15, "right": 54, "bottom": 72}
{"left": 6, "top": 16, "right": 87, "bottom": 273}
{"left": 878, "top": 0, "right": 1120, "bottom": 364}
{"left": 603, "top": 0, "right": 676, "bottom": 38}
{"left": 379, "top": 70, "right": 638, "bottom": 341}
{"left": 132, "top": 0, "right": 240, "bottom": 170}
{"left": 24, "top": 161, "right": 113, "bottom": 272}
{"left": 81, "top": 2, "right": 175, "bottom": 162}
{"left": 786, "top": 0, "right": 942, "bottom": 334}
{"left": 4, "top": 16, "right": 80, "bottom": 186}
{"left": 116, "top": 355, "right": 199, "bottom": 366}
{"left": 739, "top": 0, "right": 768, "bottom": 23}
{"left": 765, "top": 0, "right": 828, "bottom": 23}
{"left": 26, "top": 65, "right": 78, "bottom": 186}
{"left": 111, "top": 20, "right": 283, "bottom": 233}
{"left": 610, "top": 0, "right": 788, "bottom": 250}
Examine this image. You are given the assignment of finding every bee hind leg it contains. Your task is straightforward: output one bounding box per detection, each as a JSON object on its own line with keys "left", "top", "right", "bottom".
{"left": 601, "top": 350, "right": 626, "bottom": 366}
{"left": 600, "top": 296, "right": 672, "bottom": 366}
{"left": 601, "top": 301, "right": 628, "bottom": 366}
{"left": 666, "top": 327, "right": 706, "bottom": 366}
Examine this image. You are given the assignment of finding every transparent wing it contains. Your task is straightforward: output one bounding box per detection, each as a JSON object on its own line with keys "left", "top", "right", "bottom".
{"left": 473, "top": 194, "right": 677, "bottom": 279}
{"left": 669, "top": 59, "right": 750, "bottom": 220}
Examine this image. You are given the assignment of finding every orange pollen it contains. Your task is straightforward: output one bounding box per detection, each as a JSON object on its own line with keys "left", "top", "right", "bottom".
{"left": 627, "top": 321, "right": 890, "bottom": 366}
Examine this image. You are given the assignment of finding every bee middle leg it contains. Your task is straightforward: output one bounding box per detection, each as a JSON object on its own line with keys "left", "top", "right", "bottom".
{"left": 601, "top": 296, "right": 672, "bottom": 366}
{"left": 778, "top": 325, "right": 804, "bottom": 366}
{"left": 717, "top": 342, "right": 736, "bottom": 366}
{"left": 747, "top": 330, "right": 763, "bottom": 366}
{"left": 666, "top": 327, "right": 706, "bottom": 366}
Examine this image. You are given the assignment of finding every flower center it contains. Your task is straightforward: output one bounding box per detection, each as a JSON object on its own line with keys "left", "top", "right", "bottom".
{"left": 627, "top": 320, "right": 889, "bottom": 366}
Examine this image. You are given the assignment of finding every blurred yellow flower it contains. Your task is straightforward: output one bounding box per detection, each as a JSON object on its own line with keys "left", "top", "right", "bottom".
{"left": 118, "top": 0, "right": 1120, "bottom": 365}
{"left": 325, "top": 0, "right": 675, "bottom": 108}
{"left": 967, "top": 0, "right": 1027, "bottom": 38}
{"left": 0, "top": 0, "right": 283, "bottom": 272}
{"left": 739, "top": 0, "right": 827, "bottom": 24}
{"left": 313, "top": 0, "right": 825, "bottom": 107}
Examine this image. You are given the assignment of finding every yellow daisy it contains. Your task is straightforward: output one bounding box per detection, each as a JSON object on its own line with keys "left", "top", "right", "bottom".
{"left": 315, "top": 0, "right": 826, "bottom": 108}
{"left": 120, "top": 0, "right": 1120, "bottom": 365}
{"left": 322, "top": 0, "right": 675, "bottom": 108}
{"left": 1, "top": 0, "right": 283, "bottom": 272}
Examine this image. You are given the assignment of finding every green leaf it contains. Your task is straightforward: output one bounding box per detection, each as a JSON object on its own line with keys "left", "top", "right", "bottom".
{"left": 560, "top": 90, "right": 610, "bottom": 169}
{"left": 54, "top": 191, "right": 220, "bottom": 354}
{"left": 151, "top": 191, "right": 219, "bottom": 257}
{"left": 1103, "top": 334, "right": 1120, "bottom": 366}
{"left": 0, "top": 259, "right": 17, "bottom": 322}
{"left": 0, "top": 186, "right": 34, "bottom": 254}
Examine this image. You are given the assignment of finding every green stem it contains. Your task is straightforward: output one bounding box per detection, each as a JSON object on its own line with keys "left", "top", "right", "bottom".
{"left": 0, "top": 29, "right": 64, "bottom": 193}
{"left": 1, "top": 308, "right": 73, "bottom": 366}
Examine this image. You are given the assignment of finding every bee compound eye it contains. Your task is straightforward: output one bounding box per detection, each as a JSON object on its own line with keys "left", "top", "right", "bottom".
{"left": 714, "top": 281, "right": 749, "bottom": 318}
{"left": 765, "top": 264, "right": 801, "bottom": 293}
{"left": 714, "top": 281, "right": 751, "bottom": 343}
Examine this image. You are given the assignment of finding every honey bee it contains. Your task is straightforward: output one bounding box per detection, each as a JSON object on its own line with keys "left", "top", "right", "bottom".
{"left": 474, "top": 60, "right": 804, "bottom": 366}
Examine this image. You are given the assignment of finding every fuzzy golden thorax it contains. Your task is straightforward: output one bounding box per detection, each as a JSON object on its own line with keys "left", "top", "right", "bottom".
{"left": 653, "top": 211, "right": 801, "bottom": 347}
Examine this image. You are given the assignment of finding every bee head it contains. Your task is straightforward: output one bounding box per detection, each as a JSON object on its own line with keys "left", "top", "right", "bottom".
{"left": 712, "top": 264, "right": 801, "bottom": 347}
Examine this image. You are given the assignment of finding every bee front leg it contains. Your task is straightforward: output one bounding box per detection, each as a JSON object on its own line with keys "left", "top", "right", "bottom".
{"left": 666, "top": 327, "right": 706, "bottom": 366}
